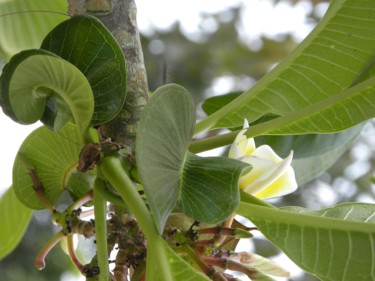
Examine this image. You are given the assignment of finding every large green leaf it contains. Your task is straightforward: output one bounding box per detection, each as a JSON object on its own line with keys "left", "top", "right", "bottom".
{"left": 13, "top": 123, "right": 97, "bottom": 210}
{"left": 40, "top": 15, "right": 127, "bottom": 126}
{"left": 195, "top": 0, "right": 375, "bottom": 135}
{"left": 0, "top": 187, "right": 33, "bottom": 260}
{"left": 237, "top": 201, "right": 375, "bottom": 281}
{"left": 201, "top": 92, "right": 364, "bottom": 184}
{"left": 0, "top": 0, "right": 68, "bottom": 61}
{"left": 256, "top": 125, "right": 363, "bottom": 185}
{"left": 0, "top": 49, "right": 94, "bottom": 133}
{"left": 292, "top": 143, "right": 351, "bottom": 186}
{"left": 201, "top": 92, "right": 241, "bottom": 117}
{"left": 255, "top": 126, "right": 362, "bottom": 159}
{"left": 136, "top": 84, "right": 249, "bottom": 233}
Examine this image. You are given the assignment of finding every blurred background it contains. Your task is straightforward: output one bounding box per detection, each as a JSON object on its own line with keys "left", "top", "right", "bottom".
{"left": 2, "top": 0, "right": 375, "bottom": 280}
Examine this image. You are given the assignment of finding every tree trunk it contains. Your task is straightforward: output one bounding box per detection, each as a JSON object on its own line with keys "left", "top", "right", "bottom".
{"left": 68, "top": 0, "right": 149, "bottom": 152}
{"left": 67, "top": 2, "right": 149, "bottom": 280}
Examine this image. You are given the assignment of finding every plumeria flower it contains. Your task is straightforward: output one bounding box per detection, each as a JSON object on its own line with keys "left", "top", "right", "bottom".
{"left": 229, "top": 120, "right": 298, "bottom": 199}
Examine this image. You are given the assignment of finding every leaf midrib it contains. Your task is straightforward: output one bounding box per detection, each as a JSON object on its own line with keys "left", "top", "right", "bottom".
{"left": 238, "top": 202, "right": 375, "bottom": 233}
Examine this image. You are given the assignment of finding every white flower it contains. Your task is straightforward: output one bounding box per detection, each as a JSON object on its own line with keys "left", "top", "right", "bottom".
{"left": 229, "top": 120, "right": 298, "bottom": 199}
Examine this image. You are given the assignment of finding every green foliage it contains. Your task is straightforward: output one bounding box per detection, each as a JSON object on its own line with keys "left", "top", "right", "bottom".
{"left": 0, "top": 187, "right": 32, "bottom": 260}
{"left": 196, "top": 0, "right": 375, "bottom": 135}
{"left": 0, "top": 15, "right": 127, "bottom": 133}
{"left": 136, "top": 84, "right": 249, "bottom": 232}
{"left": 146, "top": 240, "right": 211, "bottom": 281}
{"left": 202, "top": 92, "right": 364, "bottom": 184}
{"left": 1, "top": 1, "right": 375, "bottom": 281}
{"left": 237, "top": 200, "right": 375, "bottom": 281}
{"left": 179, "top": 153, "right": 249, "bottom": 225}
{"left": 256, "top": 125, "right": 363, "bottom": 185}
{"left": 0, "top": 0, "right": 68, "bottom": 60}
{"left": 0, "top": 49, "right": 94, "bottom": 133}
{"left": 12, "top": 123, "right": 96, "bottom": 209}
{"left": 41, "top": 15, "right": 127, "bottom": 126}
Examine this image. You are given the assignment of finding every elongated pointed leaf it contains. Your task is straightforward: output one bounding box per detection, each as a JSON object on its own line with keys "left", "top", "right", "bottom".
{"left": 196, "top": 0, "right": 375, "bottom": 135}
{"left": 259, "top": 77, "right": 375, "bottom": 135}
{"left": 237, "top": 201, "right": 375, "bottom": 281}
{"left": 0, "top": 187, "right": 33, "bottom": 260}
{"left": 202, "top": 93, "right": 363, "bottom": 184}
{"left": 256, "top": 126, "right": 362, "bottom": 159}
{"left": 13, "top": 123, "right": 97, "bottom": 210}
{"left": 0, "top": 49, "right": 94, "bottom": 133}
{"left": 136, "top": 84, "right": 249, "bottom": 233}
{"left": 0, "top": 0, "right": 68, "bottom": 60}
{"left": 41, "top": 15, "right": 127, "bottom": 126}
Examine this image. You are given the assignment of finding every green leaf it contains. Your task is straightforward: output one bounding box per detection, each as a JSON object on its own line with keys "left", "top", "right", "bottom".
{"left": 146, "top": 240, "right": 211, "bottom": 281}
{"left": 13, "top": 123, "right": 97, "bottom": 210}
{"left": 255, "top": 126, "right": 362, "bottom": 159}
{"left": 237, "top": 202, "right": 375, "bottom": 281}
{"left": 0, "top": 187, "right": 33, "bottom": 260}
{"left": 259, "top": 77, "right": 375, "bottom": 135}
{"left": 136, "top": 84, "right": 249, "bottom": 232}
{"left": 65, "top": 169, "right": 96, "bottom": 205}
{"left": 0, "top": 49, "right": 94, "bottom": 133}
{"left": 40, "top": 15, "right": 127, "bottom": 126}
{"left": 195, "top": 0, "right": 375, "bottom": 135}
{"left": 180, "top": 153, "right": 248, "bottom": 224}
{"left": 0, "top": 0, "right": 68, "bottom": 60}
{"left": 201, "top": 92, "right": 363, "bottom": 184}
{"left": 255, "top": 125, "right": 363, "bottom": 185}
{"left": 201, "top": 92, "right": 241, "bottom": 117}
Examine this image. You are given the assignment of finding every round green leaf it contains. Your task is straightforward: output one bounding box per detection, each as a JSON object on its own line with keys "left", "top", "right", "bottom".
{"left": 13, "top": 123, "right": 97, "bottom": 210}
{"left": 41, "top": 15, "right": 127, "bottom": 126}
{"left": 0, "top": 49, "right": 94, "bottom": 133}
{"left": 136, "top": 84, "right": 249, "bottom": 233}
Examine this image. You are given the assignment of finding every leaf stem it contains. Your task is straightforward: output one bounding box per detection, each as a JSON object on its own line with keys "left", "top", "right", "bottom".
{"left": 67, "top": 235, "right": 84, "bottom": 272}
{"left": 68, "top": 190, "right": 94, "bottom": 212}
{"left": 99, "top": 156, "right": 173, "bottom": 281}
{"left": 34, "top": 230, "right": 65, "bottom": 270}
{"left": 93, "top": 179, "right": 109, "bottom": 281}
{"left": 94, "top": 182, "right": 128, "bottom": 209}
{"left": 189, "top": 130, "right": 239, "bottom": 153}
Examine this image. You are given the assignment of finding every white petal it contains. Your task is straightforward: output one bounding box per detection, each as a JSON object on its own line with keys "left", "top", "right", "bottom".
{"left": 240, "top": 152, "right": 296, "bottom": 198}
{"left": 255, "top": 166, "right": 297, "bottom": 199}
{"left": 228, "top": 129, "right": 255, "bottom": 158}
{"left": 243, "top": 119, "right": 249, "bottom": 129}
{"left": 252, "top": 145, "right": 283, "bottom": 163}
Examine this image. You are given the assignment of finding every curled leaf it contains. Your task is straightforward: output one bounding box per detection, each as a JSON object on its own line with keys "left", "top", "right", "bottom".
{"left": 41, "top": 15, "right": 127, "bottom": 126}
{"left": 0, "top": 49, "right": 94, "bottom": 133}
